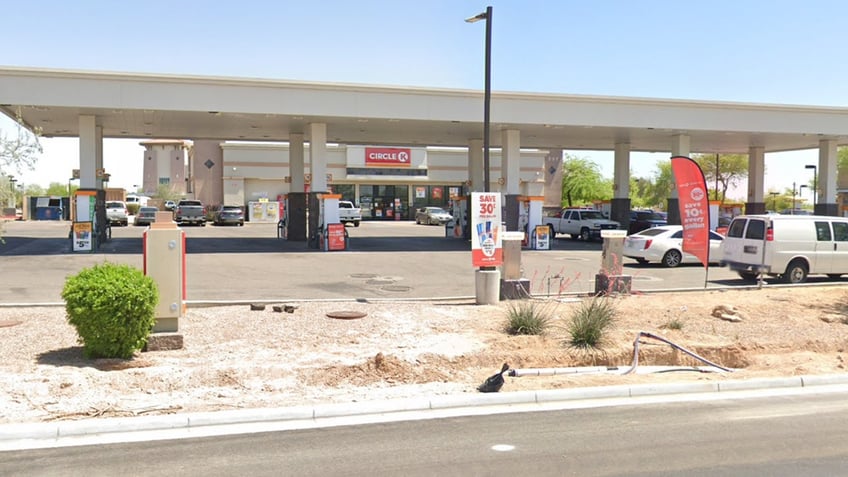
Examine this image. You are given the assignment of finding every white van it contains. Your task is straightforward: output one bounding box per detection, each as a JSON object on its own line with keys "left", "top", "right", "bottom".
{"left": 125, "top": 195, "right": 150, "bottom": 207}
{"left": 720, "top": 214, "right": 848, "bottom": 283}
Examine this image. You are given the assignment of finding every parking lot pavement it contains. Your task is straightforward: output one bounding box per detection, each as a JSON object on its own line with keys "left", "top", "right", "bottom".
{"left": 0, "top": 220, "right": 748, "bottom": 304}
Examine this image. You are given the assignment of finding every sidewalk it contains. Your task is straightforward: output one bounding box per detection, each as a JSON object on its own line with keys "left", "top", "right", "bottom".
{"left": 3, "top": 373, "right": 848, "bottom": 451}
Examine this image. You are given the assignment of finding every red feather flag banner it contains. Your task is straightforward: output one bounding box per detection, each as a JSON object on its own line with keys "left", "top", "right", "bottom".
{"left": 671, "top": 155, "right": 710, "bottom": 268}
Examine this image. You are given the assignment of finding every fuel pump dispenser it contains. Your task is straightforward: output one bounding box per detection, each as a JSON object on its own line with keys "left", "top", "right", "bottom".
{"left": 520, "top": 196, "right": 549, "bottom": 250}
{"left": 318, "top": 193, "right": 347, "bottom": 251}
{"left": 448, "top": 195, "right": 469, "bottom": 239}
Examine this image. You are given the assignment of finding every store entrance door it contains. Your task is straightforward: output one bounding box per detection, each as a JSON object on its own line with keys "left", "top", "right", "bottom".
{"left": 360, "top": 185, "right": 409, "bottom": 221}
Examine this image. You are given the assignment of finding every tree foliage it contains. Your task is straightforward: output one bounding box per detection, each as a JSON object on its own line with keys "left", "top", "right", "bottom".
{"left": 692, "top": 153, "right": 748, "bottom": 202}
{"left": 560, "top": 154, "right": 612, "bottom": 207}
{"left": 0, "top": 113, "right": 42, "bottom": 210}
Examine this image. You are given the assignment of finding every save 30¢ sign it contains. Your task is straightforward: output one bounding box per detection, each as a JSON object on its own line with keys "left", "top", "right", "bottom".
{"left": 471, "top": 192, "right": 503, "bottom": 267}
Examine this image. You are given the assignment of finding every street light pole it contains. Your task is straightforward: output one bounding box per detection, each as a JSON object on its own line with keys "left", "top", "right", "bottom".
{"left": 466, "top": 5, "right": 492, "bottom": 193}
{"left": 792, "top": 181, "right": 797, "bottom": 213}
{"left": 805, "top": 164, "right": 817, "bottom": 209}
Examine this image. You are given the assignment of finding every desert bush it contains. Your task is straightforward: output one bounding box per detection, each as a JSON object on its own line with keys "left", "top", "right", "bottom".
{"left": 566, "top": 297, "right": 617, "bottom": 349}
{"left": 504, "top": 300, "right": 551, "bottom": 335}
{"left": 126, "top": 203, "right": 140, "bottom": 216}
{"left": 62, "top": 262, "right": 159, "bottom": 359}
{"left": 661, "top": 318, "right": 685, "bottom": 330}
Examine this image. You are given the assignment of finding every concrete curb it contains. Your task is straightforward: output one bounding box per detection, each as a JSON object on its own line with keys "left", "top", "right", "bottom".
{"left": 3, "top": 373, "right": 848, "bottom": 448}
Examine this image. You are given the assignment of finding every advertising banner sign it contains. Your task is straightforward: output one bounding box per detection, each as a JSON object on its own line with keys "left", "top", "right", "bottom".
{"left": 72, "top": 222, "right": 93, "bottom": 252}
{"left": 471, "top": 192, "right": 503, "bottom": 267}
{"left": 533, "top": 225, "right": 551, "bottom": 250}
{"left": 327, "top": 223, "right": 346, "bottom": 251}
{"left": 365, "top": 147, "right": 411, "bottom": 167}
{"left": 671, "top": 155, "right": 710, "bottom": 268}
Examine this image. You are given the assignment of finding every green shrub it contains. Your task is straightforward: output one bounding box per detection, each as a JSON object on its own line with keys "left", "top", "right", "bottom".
{"left": 566, "top": 297, "right": 617, "bottom": 349}
{"left": 504, "top": 300, "right": 551, "bottom": 335}
{"left": 127, "top": 203, "right": 140, "bottom": 216}
{"left": 62, "top": 262, "right": 159, "bottom": 359}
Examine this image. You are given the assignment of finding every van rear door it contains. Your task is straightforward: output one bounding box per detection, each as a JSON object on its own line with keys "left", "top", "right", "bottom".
{"left": 830, "top": 221, "right": 848, "bottom": 274}
{"left": 722, "top": 216, "right": 769, "bottom": 272}
{"left": 812, "top": 220, "right": 834, "bottom": 274}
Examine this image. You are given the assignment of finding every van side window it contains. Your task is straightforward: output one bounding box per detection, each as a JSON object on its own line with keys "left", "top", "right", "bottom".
{"left": 745, "top": 219, "right": 765, "bottom": 240}
{"left": 833, "top": 222, "right": 848, "bottom": 242}
{"left": 815, "top": 221, "right": 833, "bottom": 241}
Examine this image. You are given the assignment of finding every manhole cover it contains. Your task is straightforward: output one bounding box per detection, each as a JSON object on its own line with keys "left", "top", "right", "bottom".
{"left": 366, "top": 279, "right": 395, "bottom": 285}
{"left": 350, "top": 273, "right": 378, "bottom": 279}
{"left": 381, "top": 285, "right": 411, "bottom": 292}
{"left": 326, "top": 310, "right": 368, "bottom": 320}
{"left": 0, "top": 320, "right": 21, "bottom": 328}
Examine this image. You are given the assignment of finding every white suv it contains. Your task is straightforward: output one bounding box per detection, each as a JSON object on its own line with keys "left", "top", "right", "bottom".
{"left": 106, "top": 201, "right": 129, "bottom": 227}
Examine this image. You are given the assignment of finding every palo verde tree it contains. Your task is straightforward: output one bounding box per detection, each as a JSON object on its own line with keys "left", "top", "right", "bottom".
{"left": 692, "top": 153, "right": 748, "bottom": 203}
{"left": 0, "top": 112, "right": 42, "bottom": 208}
{"left": 560, "top": 154, "right": 612, "bottom": 207}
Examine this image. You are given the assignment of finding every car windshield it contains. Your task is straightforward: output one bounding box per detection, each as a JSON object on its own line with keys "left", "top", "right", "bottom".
{"left": 428, "top": 208, "right": 448, "bottom": 214}
{"left": 222, "top": 206, "right": 242, "bottom": 212}
{"left": 140, "top": 207, "right": 157, "bottom": 213}
{"left": 106, "top": 202, "right": 124, "bottom": 209}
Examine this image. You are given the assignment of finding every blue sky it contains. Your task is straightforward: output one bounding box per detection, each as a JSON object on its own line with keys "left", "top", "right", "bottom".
{"left": 3, "top": 0, "right": 846, "bottom": 202}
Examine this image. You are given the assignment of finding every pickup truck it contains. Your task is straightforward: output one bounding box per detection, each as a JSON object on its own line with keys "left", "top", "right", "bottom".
{"left": 173, "top": 200, "right": 207, "bottom": 226}
{"left": 545, "top": 207, "right": 620, "bottom": 241}
{"left": 338, "top": 200, "right": 361, "bottom": 227}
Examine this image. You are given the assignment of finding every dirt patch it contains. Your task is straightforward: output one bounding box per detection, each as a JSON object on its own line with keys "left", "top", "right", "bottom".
{"left": 1, "top": 286, "right": 848, "bottom": 423}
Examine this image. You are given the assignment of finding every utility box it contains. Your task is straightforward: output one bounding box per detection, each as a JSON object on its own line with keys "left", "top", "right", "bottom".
{"left": 595, "top": 229, "right": 630, "bottom": 295}
{"left": 143, "top": 212, "right": 185, "bottom": 332}
{"left": 500, "top": 231, "right": 530, "bottom": 299}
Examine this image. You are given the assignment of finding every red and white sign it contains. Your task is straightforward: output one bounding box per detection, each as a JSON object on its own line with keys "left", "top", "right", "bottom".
{"left": 326, "top": 223, "right": 346, "bottom": 251}
{"left": 671, "top": 155, "right": 710, "bottom": 268}
{"left": 471, "top": 192, "right": 503, "bottom": 267}
{"left": 365, "top": 147, "right": 411, "bottom": 167}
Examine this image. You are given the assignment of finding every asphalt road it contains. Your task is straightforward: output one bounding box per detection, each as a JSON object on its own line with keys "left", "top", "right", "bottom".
{"left": 1, "top": 219, "right": 841, "bottom": 304}
{"left": 3, "top": 391, "right": 848, "bottom": 476}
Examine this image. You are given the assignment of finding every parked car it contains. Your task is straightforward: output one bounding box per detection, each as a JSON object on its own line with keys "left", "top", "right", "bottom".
{"left": 164, "top": 200, "right": 176, "bottom": 211}
{"left": 624, "top": 225, "right": 724, "bottom": 267}
{"left": 173, "top": 199, "right": 207, "bottom": 226}
{"left": 213, "top": 205, "right": 245, "bottom": 226}
{"left": 105, "top": 201, "right": 129, "bottom": 227}
{"left": 134, "top": 206, "right": 158, "bottom": 226}
{"left": 628, "top": 210, "right": 667, "bottom": 234}
{"left": 415, "top": 206, "right": 452, "bottom": 225}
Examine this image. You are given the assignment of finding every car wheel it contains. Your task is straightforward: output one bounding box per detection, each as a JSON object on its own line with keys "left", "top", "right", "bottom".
{"left": 354, "top": 221, "right": 360, "bottom": 227}
{"left": 783, "top": 260, "right": 808, "bottom": 284}
{"left": 580, "top": 228, "right": 591, "bottom": 241}
{"left": 738, "top": 271, "right": 758, "bottom": 283}
{"left": 661, "top": 249, "right": 683, "bottom": 268}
